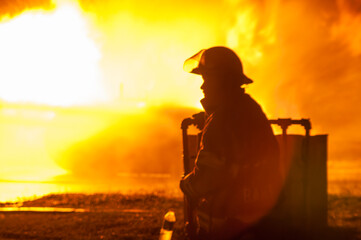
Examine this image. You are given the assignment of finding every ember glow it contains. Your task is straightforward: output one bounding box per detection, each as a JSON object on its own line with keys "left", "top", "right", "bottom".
{"left": 0, "top": 0, "right": 361, "bottom": 199}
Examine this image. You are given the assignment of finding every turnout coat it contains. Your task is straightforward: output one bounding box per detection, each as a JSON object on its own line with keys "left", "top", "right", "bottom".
{"left": 181, "top": 89, "right": 283, "bottom": 238}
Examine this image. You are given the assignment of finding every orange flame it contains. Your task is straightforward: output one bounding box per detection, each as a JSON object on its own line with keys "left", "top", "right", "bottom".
{"left": 0, "top": 0, "right": 360, "bottom": 193}
{"left": 0, "top": 0, "right": 106, "bottom": 106}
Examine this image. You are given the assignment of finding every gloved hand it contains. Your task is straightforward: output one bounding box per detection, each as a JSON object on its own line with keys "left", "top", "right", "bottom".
{"left": 191, "top": 112, "right": 206, "bottom": 130}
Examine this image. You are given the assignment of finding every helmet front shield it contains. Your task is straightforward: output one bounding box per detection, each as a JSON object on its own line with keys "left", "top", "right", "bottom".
{"left": 183, "top": 49, "right": 205, "bottom": 75}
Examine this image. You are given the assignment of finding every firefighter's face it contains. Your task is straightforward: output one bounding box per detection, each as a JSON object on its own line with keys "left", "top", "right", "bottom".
{"left": 200, "top": 71, "right": 222, "bottom": 101}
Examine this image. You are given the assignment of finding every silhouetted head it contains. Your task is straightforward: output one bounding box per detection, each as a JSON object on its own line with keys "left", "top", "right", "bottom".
{"left": 184, "top": 46, "right": 252, "bottom": 103}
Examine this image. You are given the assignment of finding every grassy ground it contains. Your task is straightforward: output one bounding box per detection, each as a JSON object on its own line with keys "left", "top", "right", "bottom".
{"left": 328, "top": 195, "right": 361, "bottom": 239}
{"left": 0, "top": 193, "right": 360, "bottom": 239}
{"left": 0, "top": 193, "right": 185, "bottom": 240}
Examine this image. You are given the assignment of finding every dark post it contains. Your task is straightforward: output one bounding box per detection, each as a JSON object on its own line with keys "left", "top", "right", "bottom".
{"left": 181, "top": 118, "right": 197, "bottom": 240}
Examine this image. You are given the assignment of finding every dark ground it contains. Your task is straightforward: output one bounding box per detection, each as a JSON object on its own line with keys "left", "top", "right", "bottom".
{"left": 0, "top": 193, "right": 185, "bottom": 240}
{"left": 0, "top": 193, "right": 360, "bottom": 240}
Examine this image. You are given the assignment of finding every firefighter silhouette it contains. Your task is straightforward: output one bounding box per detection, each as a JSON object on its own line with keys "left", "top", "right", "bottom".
{"left": 180, "top": 47, "right": 284, "bottom": 240}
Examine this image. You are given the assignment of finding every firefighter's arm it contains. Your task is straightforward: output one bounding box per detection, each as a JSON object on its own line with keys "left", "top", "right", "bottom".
{"left": 180, "top": 149, "right": 226, "bottom": 200}
{"left": 180, "top": 111, "right": 226, "bottom": 199}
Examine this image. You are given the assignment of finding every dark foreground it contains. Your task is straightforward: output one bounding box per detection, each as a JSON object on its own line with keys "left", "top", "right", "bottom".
{"left": 0, "top": 193, "right": 360, "bottom": 240}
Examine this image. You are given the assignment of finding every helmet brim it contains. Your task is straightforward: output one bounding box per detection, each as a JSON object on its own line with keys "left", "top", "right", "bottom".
{"left": 190, "top": 66, "right": 253, "bottom": 85}
{"left": 183, "top": 48, "right": 254, "bottom": 85}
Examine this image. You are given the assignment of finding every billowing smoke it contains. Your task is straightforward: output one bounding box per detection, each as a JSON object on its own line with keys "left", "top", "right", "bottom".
{"left": 0, "top": 0, "right": 53, "bottom": 19}
{"left": 228, "top": 0, "right": 361, "bottom": 165}
{"left": 54, "top": 106, "right": 196, "bottom": 180}
{"left": 1, "top": 0, "right": 360, "bottom": 182}
{"left": 75, "top": 0, "right": 360, "bottom": 178}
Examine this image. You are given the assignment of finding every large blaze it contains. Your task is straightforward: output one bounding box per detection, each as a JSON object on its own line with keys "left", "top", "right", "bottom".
{"left": 0, "top": 0, "right": 106, "bottom": 106}
{"left": 0, "top": 0, "right": 360, "bottom": 201}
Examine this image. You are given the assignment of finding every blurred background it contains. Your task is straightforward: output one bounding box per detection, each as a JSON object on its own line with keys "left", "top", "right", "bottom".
{"left": 0, "top": 0, "right": 360, "bottom": 202}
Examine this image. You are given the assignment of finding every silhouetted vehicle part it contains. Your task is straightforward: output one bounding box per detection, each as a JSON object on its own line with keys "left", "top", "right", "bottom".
{"left": 269, "top": 119, "right": 327, "bottom": 235}
{"left": 181, "top": 115, "right": 327, "bottom": 238}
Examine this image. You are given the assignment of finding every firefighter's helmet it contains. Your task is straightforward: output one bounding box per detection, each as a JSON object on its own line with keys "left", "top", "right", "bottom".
{"left": 183, "top": 46, "right": 253, "bottom": 85}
